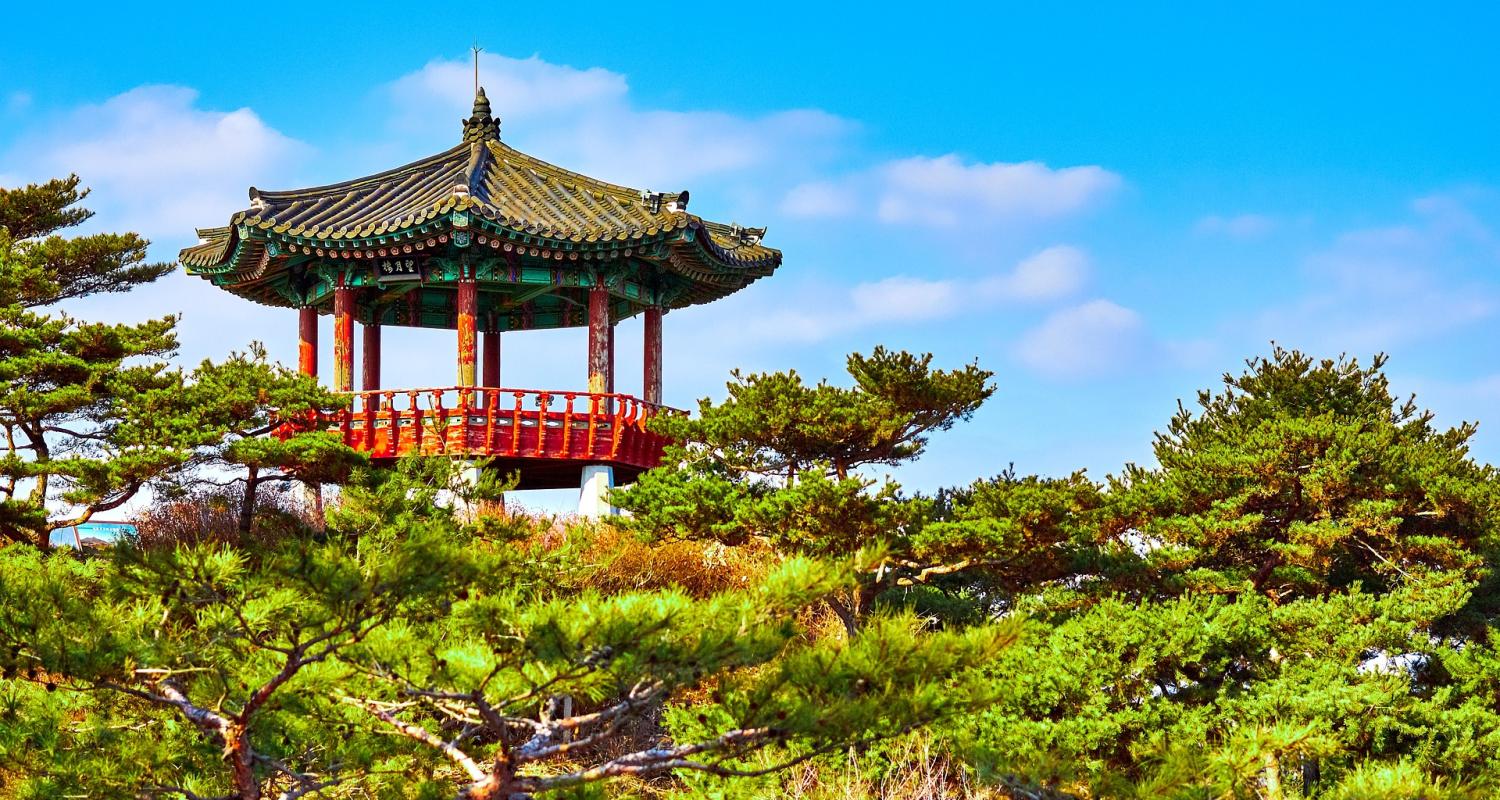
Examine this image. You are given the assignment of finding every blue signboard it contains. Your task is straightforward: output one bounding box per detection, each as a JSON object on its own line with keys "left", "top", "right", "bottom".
{"left": 48, "top": 521, "right": 137, "bottom": 547}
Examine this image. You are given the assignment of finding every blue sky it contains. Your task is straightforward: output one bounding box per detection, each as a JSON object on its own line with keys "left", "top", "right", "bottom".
{"left": 3, "top": 3, "right": 1499, "bottom": 507}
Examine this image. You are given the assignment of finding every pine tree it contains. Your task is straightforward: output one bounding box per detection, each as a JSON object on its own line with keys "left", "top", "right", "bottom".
{"left": 172, "top": 345, "right": 364, "bottom": 537}
{"left": 614, "top": 348, "right": 996, "bottom": 633}
{"left": 0, "top": 176, "right": 173, "bottom": 309}
{"left": 0, "top": 458, "right": 1016, "bottom": 799}
{"left": 1104, "top": 346, "right": 1500, "bottom": 603}
{"left": 957, "top": 347, "right": 1500, "bottom": 798}
{"left": 0, "top": 177, "right": 186, "bottom": 547}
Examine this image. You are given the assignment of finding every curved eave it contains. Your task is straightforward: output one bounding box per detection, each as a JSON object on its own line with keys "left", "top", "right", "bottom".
{"left": 179, "top": 135, "right": 782, "bottom": 311}
{"left": 184, "top": 211, "right": 778, "bottom": 293}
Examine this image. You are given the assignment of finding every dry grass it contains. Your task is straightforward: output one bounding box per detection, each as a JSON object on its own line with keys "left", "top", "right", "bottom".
{"left": 779, "top": 735, "right": 1007, "bottom": 800}
{"left": 509, "top": 516, "right": 779, "bottom": 598}
{"left": 130, "top": 486, "right": 316, "bottom": 550}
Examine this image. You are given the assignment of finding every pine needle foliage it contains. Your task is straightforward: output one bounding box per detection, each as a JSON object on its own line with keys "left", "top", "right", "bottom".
{"left": 0, "top": 458, "right": 1016, "bottom": 799}
{"left": 614, "top": 348, "right": 996, "bottom": 632}
{"left": 0, "top": 176, "right": 184, "bottom": 547}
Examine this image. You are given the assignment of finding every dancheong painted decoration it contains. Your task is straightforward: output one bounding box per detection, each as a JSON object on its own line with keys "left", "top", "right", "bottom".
{"left": 180, "top": 87, "right": 781, "bottom": 512}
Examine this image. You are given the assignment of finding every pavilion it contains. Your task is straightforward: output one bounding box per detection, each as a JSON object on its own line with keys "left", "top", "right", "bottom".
{"left": 180, "top": 87, "right": 781, "bottom": 513}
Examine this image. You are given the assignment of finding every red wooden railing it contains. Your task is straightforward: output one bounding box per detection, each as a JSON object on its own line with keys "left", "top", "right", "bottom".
{"left": 285, "top": 387, "right": 677, "bottom": 470}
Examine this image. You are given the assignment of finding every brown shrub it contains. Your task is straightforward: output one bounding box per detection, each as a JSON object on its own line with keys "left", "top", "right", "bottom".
{"left": 778, "top": 733, "right": 1006, "bottom": 800}
{"left": 537, "top": 520, "right": 777, "bottom": 597}
{"left": 131, "top": 486, "right": 315, "bottom": 550}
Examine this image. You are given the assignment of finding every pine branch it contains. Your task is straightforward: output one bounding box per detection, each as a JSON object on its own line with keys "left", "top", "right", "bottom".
{"left": 513, "top": 727, "right": 782, "bottom": 792}
{"left": 342, "top": 696, "right": 486, "bottom": 782}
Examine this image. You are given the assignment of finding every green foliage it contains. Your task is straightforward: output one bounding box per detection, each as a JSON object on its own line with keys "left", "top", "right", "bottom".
{"left": 1104, "top": 347, "right": 1500, "bottom": 603}
{"left": 0, "top": 177, "right": 187, "bottom": 546}
{"left": 640, "top": 347, "right": 993, "bottom": 482}
{"left": 0, "top": 458, "right": 1013, "bottom": 799}
{"left": 0, "top": 176, "right": 173, "bottom": 309}
{"left": 616, "top": 348, "right": 994, "bottom": 632}
{"left": 0, "top": 176, "right": 362, "bottom": 547}
{"left": 4, "top": 305, "right": 1500, "bottom": 800}
{"left": 174, "top": 344, "right": 363, "bottom": 536}
{"left": 943, "top": 348, "right": 1500, "bottom": 799}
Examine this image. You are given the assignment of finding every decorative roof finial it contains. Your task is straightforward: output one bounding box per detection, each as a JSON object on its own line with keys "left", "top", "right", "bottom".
{"left": 462, "top": 86, "right": 500, "bottom": 143}
{"left": 472, "top": 42, "right": 482, "bottom": 95}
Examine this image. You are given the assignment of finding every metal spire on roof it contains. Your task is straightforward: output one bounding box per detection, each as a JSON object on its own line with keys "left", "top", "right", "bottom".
{"left": 472, "top": 42, "right": 482, "bottom": 95}
{"left": 461, "top": 43, "right": 500, "bottom": 143}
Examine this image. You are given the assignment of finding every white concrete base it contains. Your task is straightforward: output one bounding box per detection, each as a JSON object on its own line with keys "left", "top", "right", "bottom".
{"left": 453, "top": 461, "right": 484, "bottom": 521}
{"left": 578, "top": 465, "right": 616, "bottom": 519}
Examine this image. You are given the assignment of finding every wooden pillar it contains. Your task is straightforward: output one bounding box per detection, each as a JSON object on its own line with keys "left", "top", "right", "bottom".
{"left": 643, "top": 306, "right": 663, "bottom": 405}
{"left": 456, "top": 268, "right": 477, "bottom": 387}
{"left": 482, "top": 329, "right": 501, "bottom": 387}
{"left": 297, "top": 306, "right": 318, "bottom": 378}
{"left": 362, "top": 321, "right": 381, "bottom": 392}
{"left": 332, "top": 284, "right": 355, "bottom": 392}
{"left": 587, "top": 285, "right": 610, "bottom": 394}
{"left": 606, "top": 322, "right": 616, "bottom": 394}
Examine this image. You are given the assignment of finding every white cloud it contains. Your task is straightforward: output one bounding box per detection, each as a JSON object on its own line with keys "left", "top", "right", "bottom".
{"left": 784, "top": 155, "right": 1121, "bottom": 227}
{"left": 781, "top": 180, "right": 858, "bottom": 218}
{"left": 1251, "top": 193, "right": 1499, "bottom": 353}
{"left": 876, "top": 156, "right": 1121, "bottom": 227}
{"left": 4, "top": 85, "right": 307, "bottom": 242}
{"left": 1015, "top": 299, "right": 1146, "bottom": 378}
{"left": 1195, "top": 213, "right": 1276, "bottom": 238}
{"left": 850, "top": 276, "right": 961, "bottom": 323}
{"left": 982, "top": 245, "right": 1089, "bottom": 301}
{"left": 388, "top": 53, "right": 627, "bottom": 124}
{"left": 731, "top": 246, "right": 1092, "bottom": 345}
{"left": 383, "top": 53, "right": 854, "bottom": 191}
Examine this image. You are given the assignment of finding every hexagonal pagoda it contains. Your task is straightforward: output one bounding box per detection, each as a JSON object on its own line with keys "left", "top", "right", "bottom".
{"left": 180, "top": 87, "right": 781, "bottom": 512}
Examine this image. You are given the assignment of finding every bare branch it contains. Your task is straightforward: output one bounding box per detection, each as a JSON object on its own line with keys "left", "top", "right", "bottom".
{"left": 342, "top": 697, "right": 486, "bottom": 782}
{"left": 515, "top": 727, "right": 778, "bottom": 792}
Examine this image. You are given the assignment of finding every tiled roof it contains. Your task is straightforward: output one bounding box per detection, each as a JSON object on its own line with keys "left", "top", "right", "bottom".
{"left": 180, "top": 88, "right": 779, "bottom": 313}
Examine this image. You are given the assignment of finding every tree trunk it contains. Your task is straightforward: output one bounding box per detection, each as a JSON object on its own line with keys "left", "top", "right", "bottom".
{"left": 238, "top": 466, "right": 260, "bottom": 540}
{"left": 32, "top": 437, "right": 50, "bottom": 551}
{"left": 827, "top": 585, "right": 879, "bottom": 637}
{"left": 1262, "top": 750, "right": 1283, "bottom": 800}
{"left": 225, "top": 726, "right": 261, "bottom": 800}
{"left": 308, "top": 482, "right": 325, "bottom": 530}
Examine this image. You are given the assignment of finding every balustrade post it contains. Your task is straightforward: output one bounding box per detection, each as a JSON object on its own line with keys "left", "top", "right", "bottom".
{"left": 431, "top": 390, "right": 447, "bottom": 454}
{"left": 362, "top": 393, "right": 375, "bottom": 450}
{"left": 510, "top": 392, "right": 524, "bottom": 456}
{"left": 409, "top": 390, "right": 423, "bottom": 452}
{"left": 484, "top": 389, "right": 497, "bottom": 451}
{"left": 561, "top": 393, "right": 576, "bottom": 456}
{"left": 536, "top": 393, "right": 551, "bottom": 456}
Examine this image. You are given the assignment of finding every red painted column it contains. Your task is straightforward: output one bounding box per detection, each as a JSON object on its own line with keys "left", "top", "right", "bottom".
{"left": 332, "top": 284, "right": 355, "bottom": 392}
{"left": 482, "top": 329, "right": 501, "bottom": 387}
{"left": 362, "top": 321, "right": 381, "bottom": 392}
{"left": 456, "top": 268, "right": 478, "bottom": 387}
{"left": 587, "top": 285, "right": 610, "bottom": 394}
{"left": 643, "top": 306, "right": 663, "bottom": 404}
{"left": 606, "top": 322, "right": 616, "bottom": 394}
{"left": 297, "top": 306, "right": 318, "bottom": 378}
